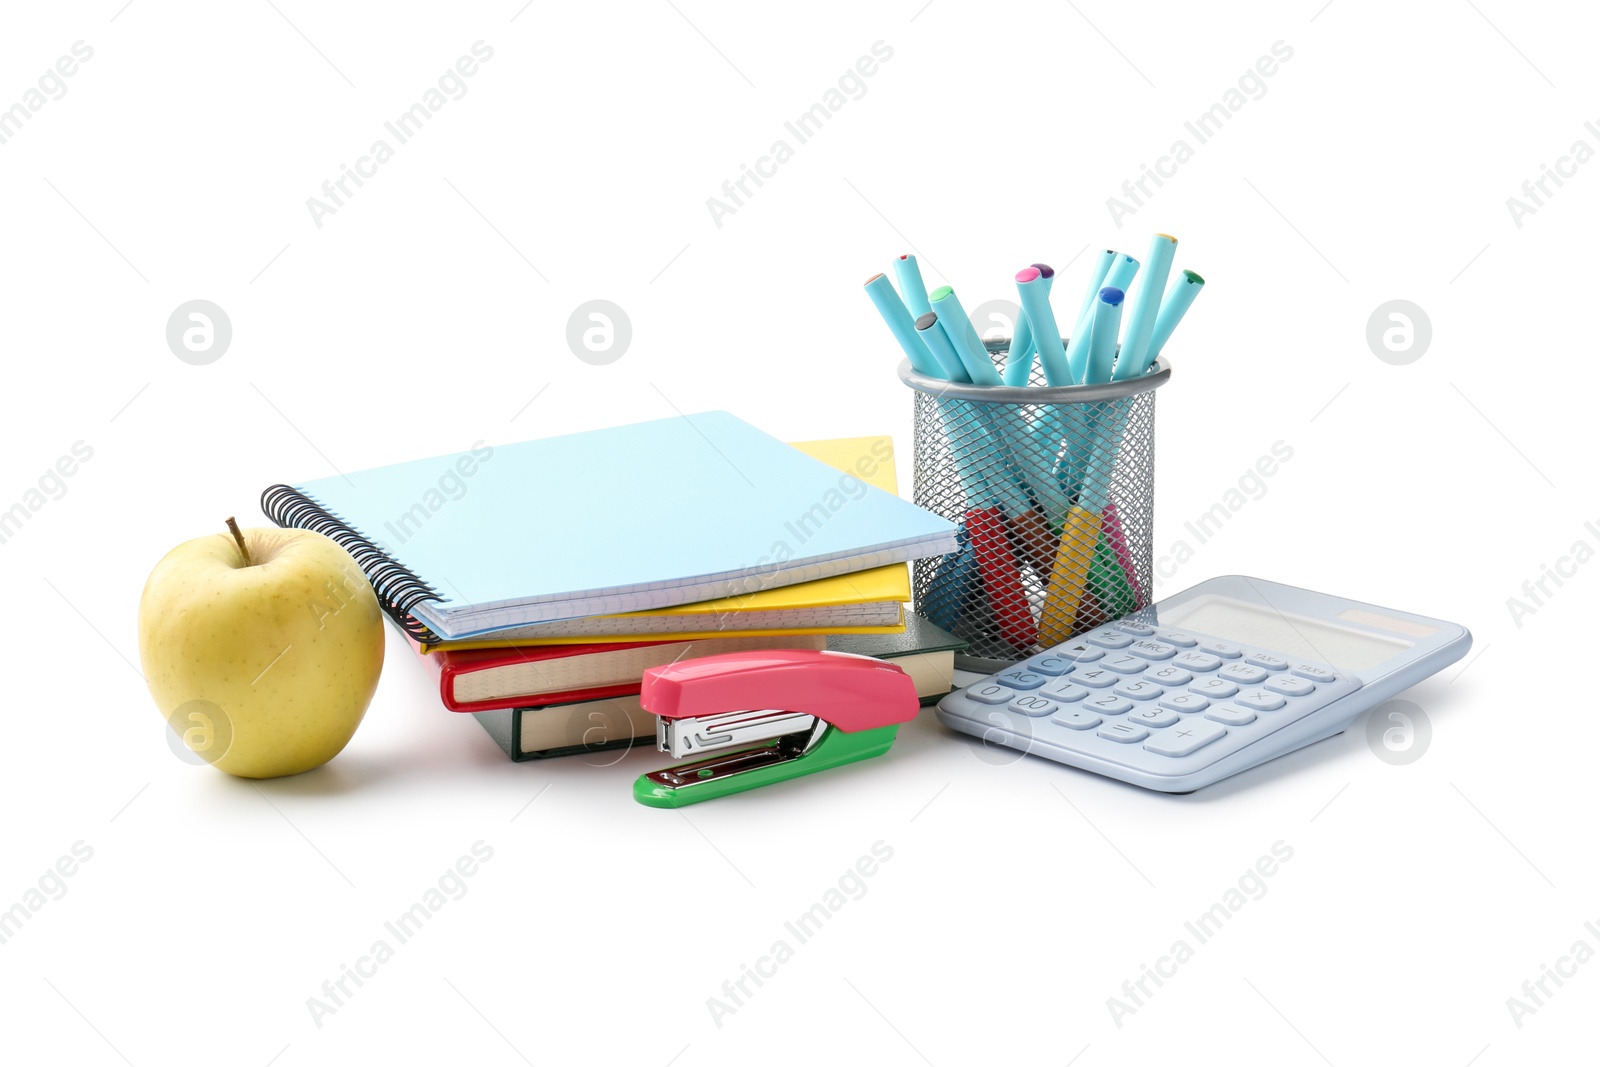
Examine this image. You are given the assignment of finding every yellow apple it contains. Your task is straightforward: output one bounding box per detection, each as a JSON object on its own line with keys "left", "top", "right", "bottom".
{"left": 138, "top": 519, "right": 384, "bottom": 778}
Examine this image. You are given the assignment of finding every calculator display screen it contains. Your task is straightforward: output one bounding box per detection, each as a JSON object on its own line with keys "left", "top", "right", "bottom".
{"left": 1161, "top": 598, "right": 1410, "bottom": 670}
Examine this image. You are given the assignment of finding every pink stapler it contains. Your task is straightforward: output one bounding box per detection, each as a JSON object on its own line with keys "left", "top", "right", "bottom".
{"left": 633, "top": 649, "right": 920, "bottom": 807}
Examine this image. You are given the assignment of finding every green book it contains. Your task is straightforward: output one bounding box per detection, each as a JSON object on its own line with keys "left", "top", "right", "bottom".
{"left": 472, "top": 693, "right": 656, "bottom": 762}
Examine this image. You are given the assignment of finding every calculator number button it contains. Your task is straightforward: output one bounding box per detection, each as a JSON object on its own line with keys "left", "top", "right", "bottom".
{"left": 1068, "top": 668, "right": 1117, "bottom": 689}
{"left": 1041, "top": 680, "right": 1089, "bottom": 703}
{"left": 1144, "top": 666, "right": 1193, "bottom": 687}
{"left": 1008, "top": 695, "right": 1057, "bottom": 717}
{"left": 966, "top": 683, "right": 1014, "bottom": 705}
{"left": 1113, "top": 680, "right": 1161, "bottom": 701}
{"left": 1098, "top": 722, "right": 1148, "bottom": 743}
{"left": 1103, "top": 653, "right": 1149, "bottom": 674}
{"left": 1188, "top": 678, "right": 1238, "bottom": 699}
{"left": 1129, "top": 706, "right": 1179, "bottom": 728}
{"left": 1235, "top": 689, "right": 1287, "bottom": 712}
{"left": 1159, "top": 693, "right": 1209, "bottom": 713}
{"left": 1144, "top": 720, "right": 1227, "bottom": 757}
{"left": 1264, "top": 675, "right": 1316, "bottom": 698}
{"left": 1085, "top": 694, "right": 1133, "bottom": 715}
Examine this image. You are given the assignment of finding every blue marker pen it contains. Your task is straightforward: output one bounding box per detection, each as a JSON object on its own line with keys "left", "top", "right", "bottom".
{"left": 918, "top": 312, "right": 1032, "bottom": 516}
{"left": 1112, "top": 233, "right": 1176, "bottom": 381}
{"left": 925, "top": 525, "right": 980, "bottom": 633}
{"left": 929, "top": 286, "right": 1004, "bottom": 386}
{"left": 894, "top": 254, "right": 932, "bottom": 319}
{"left": 914, "top": 311, "right": 972, "bottom": 382}
{"left": 1146, "top": 269, "right": 1205, "bottom": 361}
{"left": 1066, "top": 253, "right": 1138, "bottom": 383}
{"left": 865, "top": 273, "right": 944, "bottom": 378}
{"left": 1084, "top": 287, "right": 1125, "bottom": 385}
{"left": 1103, "top": 252, "right": 1140, "bottom": 294}
{"left": 1073, "top": 249, "right": 1118, "bottom": 328}
{"left": 1003, "top": 262, "right": 1056, "bottom": 386}
{"left": 1015, "top": 268, "right": 1070, "bottom": 385}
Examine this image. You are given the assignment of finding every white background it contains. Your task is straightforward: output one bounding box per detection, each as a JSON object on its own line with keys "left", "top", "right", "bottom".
{"left": 0, "top": 0, "right": 1589, "bottom": 1063}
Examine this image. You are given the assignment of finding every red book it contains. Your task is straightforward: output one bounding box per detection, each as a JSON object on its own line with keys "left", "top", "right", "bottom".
{"left": 411, "top": 633, "right": 828, "bottom": 713}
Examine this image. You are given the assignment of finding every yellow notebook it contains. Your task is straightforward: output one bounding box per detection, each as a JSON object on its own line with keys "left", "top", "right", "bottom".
{"left": 418, "top": 436, "right": 911, "bottom": 652}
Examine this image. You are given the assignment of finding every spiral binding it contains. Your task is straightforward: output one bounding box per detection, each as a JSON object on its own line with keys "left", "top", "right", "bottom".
{"left": 260, "top": 484, "right": 445, "bottom": 643}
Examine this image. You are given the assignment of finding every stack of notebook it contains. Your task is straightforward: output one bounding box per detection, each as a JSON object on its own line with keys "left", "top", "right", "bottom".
{"left": 262, "top": 412, "right": 962, "bottom": 760}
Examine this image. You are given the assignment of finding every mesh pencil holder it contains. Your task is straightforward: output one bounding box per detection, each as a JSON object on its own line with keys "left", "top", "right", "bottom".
{"left": 902, "top": 341, "right": 1171, "bottom": 672}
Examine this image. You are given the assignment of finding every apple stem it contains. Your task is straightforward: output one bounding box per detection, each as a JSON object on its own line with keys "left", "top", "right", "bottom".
{"left": 225, "top": 516, "right": 253, "bottom": 567}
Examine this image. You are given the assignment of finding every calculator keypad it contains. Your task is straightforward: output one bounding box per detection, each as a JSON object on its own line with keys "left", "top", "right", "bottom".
{"left": 945, "top": 622, "right": 1360, "bottom": 780}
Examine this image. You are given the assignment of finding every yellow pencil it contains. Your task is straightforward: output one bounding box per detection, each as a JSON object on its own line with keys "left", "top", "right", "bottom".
{"left": 1037, "top": 506, "right": 1101, "bottom": 645}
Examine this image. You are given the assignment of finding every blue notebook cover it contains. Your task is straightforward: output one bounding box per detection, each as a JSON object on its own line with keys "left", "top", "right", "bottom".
{"left": 266, "top": 412, "right": 957, "bottom": 639}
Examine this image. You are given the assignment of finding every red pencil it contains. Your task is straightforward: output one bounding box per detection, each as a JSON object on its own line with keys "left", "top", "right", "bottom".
{"left": 965, "top": 507, "right": 1037, "bottom": 651}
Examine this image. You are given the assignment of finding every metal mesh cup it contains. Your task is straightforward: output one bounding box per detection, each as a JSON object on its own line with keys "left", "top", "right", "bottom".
{"left": 901, "top": 341, "right": 1171, "bottom": 672}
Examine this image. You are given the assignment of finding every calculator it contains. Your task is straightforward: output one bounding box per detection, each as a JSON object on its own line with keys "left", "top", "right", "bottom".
{"left": 935, "top": 576, "right": 1471, "bottom": 792}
